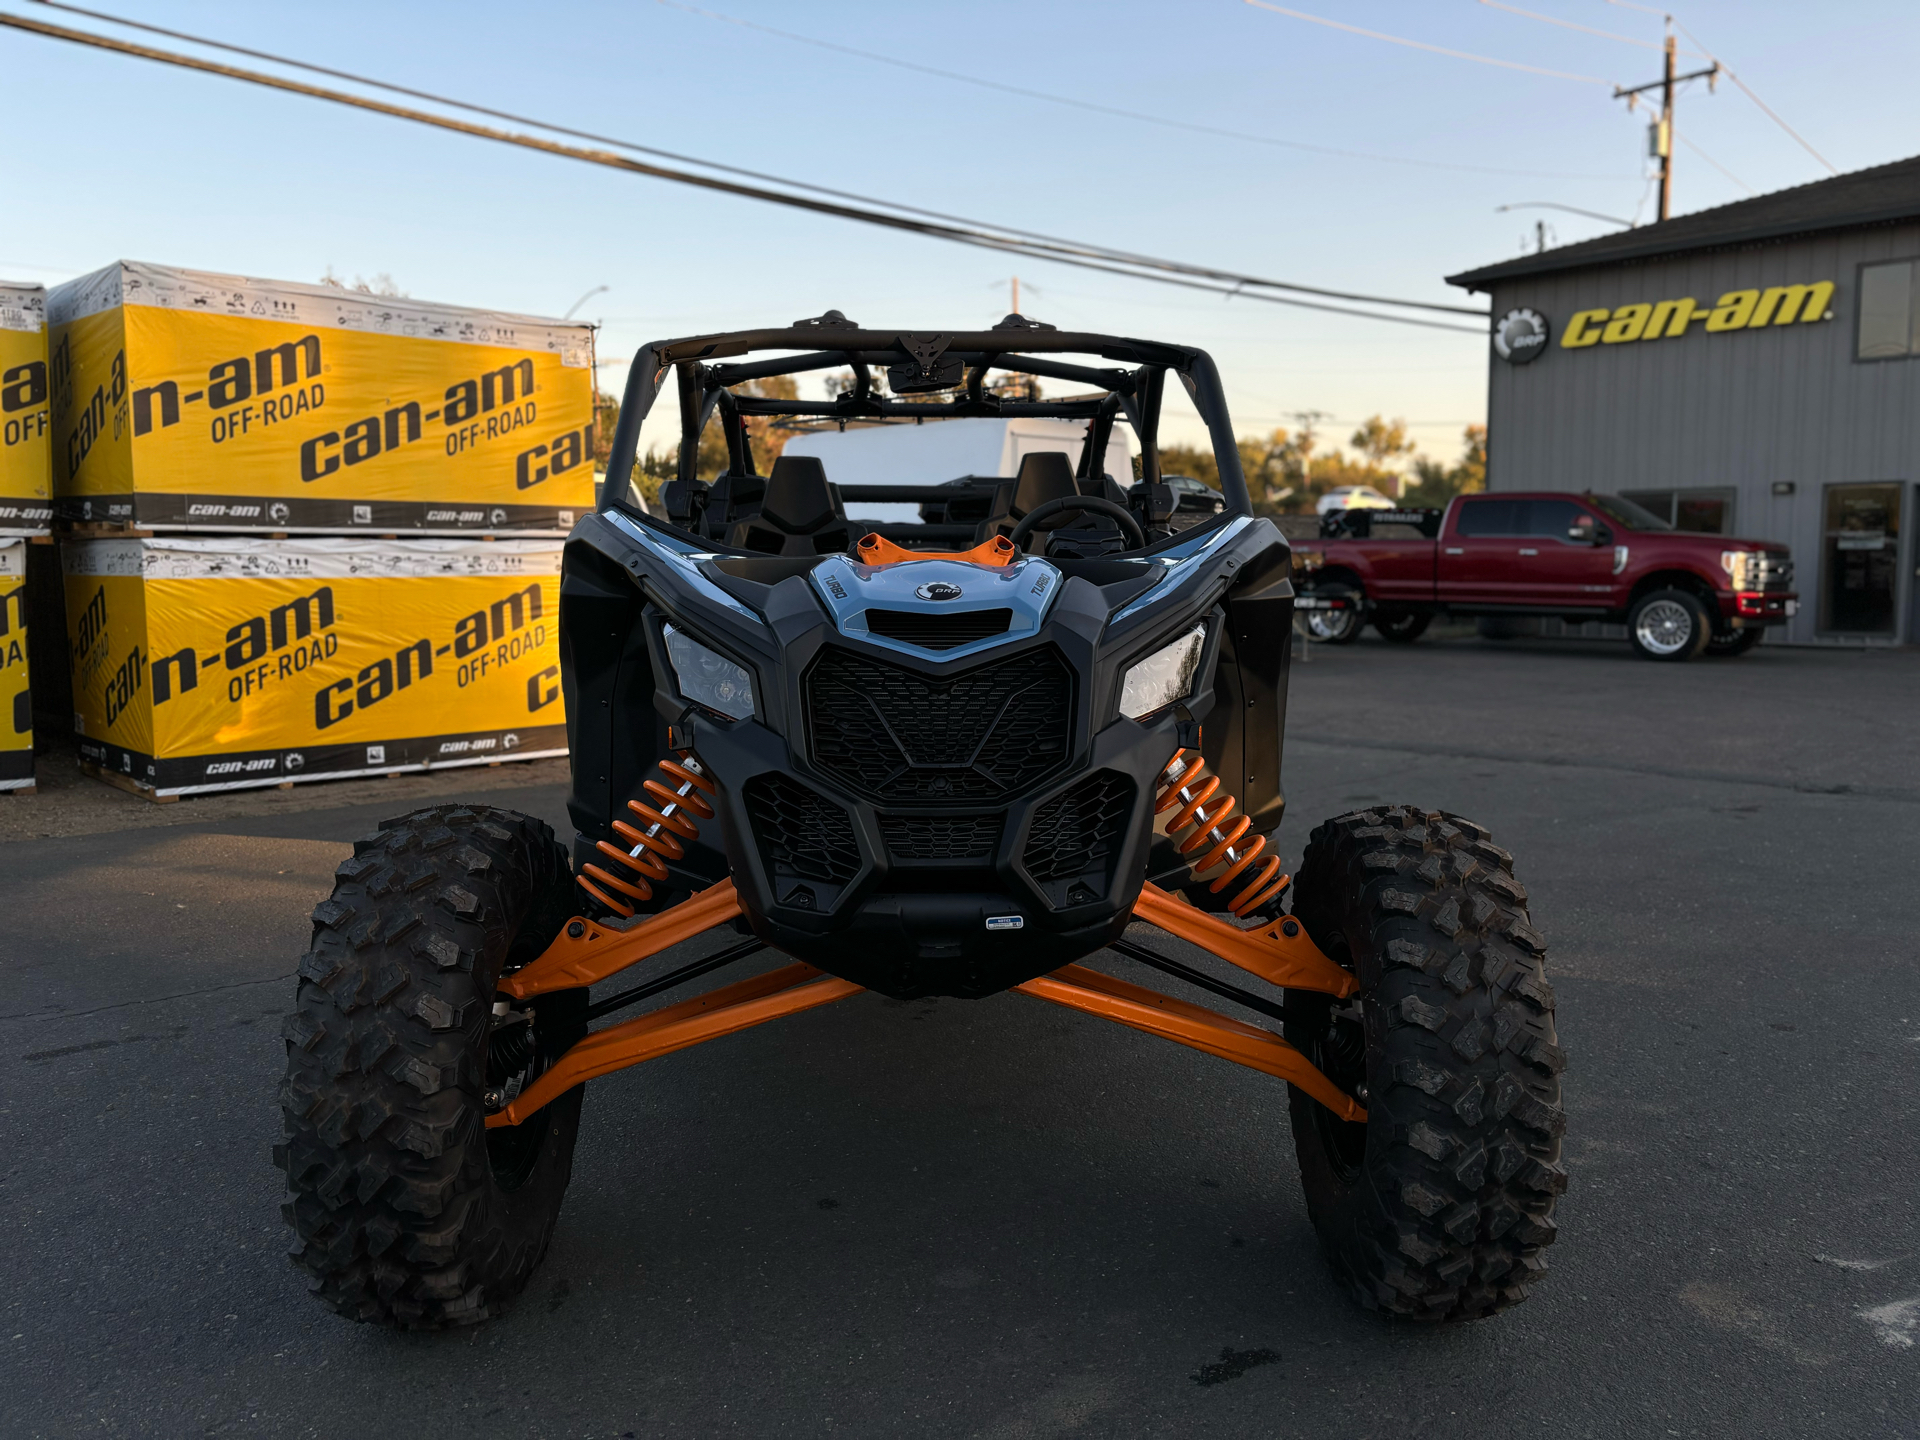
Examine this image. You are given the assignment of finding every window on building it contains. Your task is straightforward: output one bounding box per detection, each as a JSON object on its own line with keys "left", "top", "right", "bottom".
{"left": 1856, "top": 259, "right": 1919, "bottom": 360}
{"left": 1620, "top": 488, "right": 1736, "bottom": 534}
{"left": 1454, "top": 498, "right": 1525, "bottom": 536}
{"left": 1819, "top": 482, "right": 1904, "bottom": 634}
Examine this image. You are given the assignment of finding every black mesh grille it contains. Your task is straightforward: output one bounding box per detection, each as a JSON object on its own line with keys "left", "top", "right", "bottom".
{"left": 807, "top": 646, "right": 1072, "bottom": 804}
{"left": 864, "top": 607, "right": 1012, "bottom": 650}
{"left": 1023, "top": 771, "right": 1134, "bottom": 883}
{"left": 743, "top": 774, "right": 862, "bottom": 884}
{"left": 879, "top": 813, "right": 1003, "bottom": 861}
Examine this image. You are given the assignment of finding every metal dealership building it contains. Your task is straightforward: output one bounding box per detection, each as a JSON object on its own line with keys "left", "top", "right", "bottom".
{"left": 1448, "top": 158, "right": 1919, "bottom": 645}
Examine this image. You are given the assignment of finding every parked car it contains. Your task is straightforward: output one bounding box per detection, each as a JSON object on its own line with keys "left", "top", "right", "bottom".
{"left": 1314, "top": 484, "right": 1395, "bottom": 516}
{"left": 1294, "top": 491, "right": 1797, "bottom": 660}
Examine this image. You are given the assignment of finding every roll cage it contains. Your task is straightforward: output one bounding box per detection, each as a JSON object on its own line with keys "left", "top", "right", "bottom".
{"left": 597, "top": 310, "right": 1252, "bottom": 555}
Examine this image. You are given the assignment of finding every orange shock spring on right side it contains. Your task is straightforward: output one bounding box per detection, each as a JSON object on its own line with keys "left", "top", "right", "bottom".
{"left": 577, "top": 755, "right": 718, "bottom": 918}
{"left": 1154, "top": 748, "right": 1289, "bottom": 918}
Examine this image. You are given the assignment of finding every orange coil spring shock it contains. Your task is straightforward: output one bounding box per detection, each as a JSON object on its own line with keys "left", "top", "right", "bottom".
{"left": 577, "top": 755, "right": 718, "bottom": 918}
{"left": 1154, "top": 748, "right": 1289, "bottom": 918}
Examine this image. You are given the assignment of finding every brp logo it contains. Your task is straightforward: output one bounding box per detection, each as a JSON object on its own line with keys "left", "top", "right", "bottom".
{"left": 915, "top": 581, "right": 963, "bottom": 601}
{"left": 268, "top": 502, "right": 290, "bottom": 524}
{"left": 1493, "top": 308, "right": 1550, "bottom": 365}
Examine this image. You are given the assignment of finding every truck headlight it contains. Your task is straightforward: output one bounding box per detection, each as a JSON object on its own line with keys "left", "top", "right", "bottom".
{"left": 1119, "top": 623, "right": 1206, "bottom": 720}
{"left": 1721, "top": 550, "right": 1759, "bottom": 589}
{"left": 663, "top": 624, "right": 755, "bottom": 720}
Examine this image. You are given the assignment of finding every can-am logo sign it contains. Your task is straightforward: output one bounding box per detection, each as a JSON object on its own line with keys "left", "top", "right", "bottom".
{"left": 1492, "top": 308, "right": 1549, "bottom": 364}
{"left": 1558, "top": 282, "right": 1834, "bottom": 352}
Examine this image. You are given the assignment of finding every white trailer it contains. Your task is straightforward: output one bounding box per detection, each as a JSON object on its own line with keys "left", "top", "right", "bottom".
{"left": 781, "top": 417, "right": 1134, "bottom": 522}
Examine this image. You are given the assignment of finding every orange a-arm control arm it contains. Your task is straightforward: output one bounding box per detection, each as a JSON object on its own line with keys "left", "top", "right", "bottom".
{"left": 500, "top": 879, "right": 744, "bottom": 1000}
{"left": 1131, "top": 882, "right": 1356, "bottom": 997}
{"left": 1015, "top": 964, "right": 1366, "bottom": 1123}
{"left": 488, "top": 961, "right": 862, "bottom": 1128}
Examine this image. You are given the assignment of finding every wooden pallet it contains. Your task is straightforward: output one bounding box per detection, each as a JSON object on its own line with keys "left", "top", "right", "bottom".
{"left": 78, "top": 757, "right": 177, "bottom": 803}
{"left": 58, "top": 520, "right": 154, "bottom": 540}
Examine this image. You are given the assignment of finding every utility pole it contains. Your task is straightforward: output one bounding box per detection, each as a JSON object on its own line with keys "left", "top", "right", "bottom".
{"left": 1613, "top": 22, "right": 1718, "bottom": 223}
{"left": 1011, "top": 275, "right": 1021, "bottom": 315}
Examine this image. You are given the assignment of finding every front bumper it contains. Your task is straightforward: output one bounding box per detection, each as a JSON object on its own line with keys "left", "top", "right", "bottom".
{"left": 1722, "top": 590, "right": 1799, "bottom": 625}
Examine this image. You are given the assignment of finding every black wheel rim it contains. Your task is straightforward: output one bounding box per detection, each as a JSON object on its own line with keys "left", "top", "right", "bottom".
{"left": 484, "top": 1005, "right": 554, "bottom": 1190}
{"left": 1303, "top": 939, "right": 1370, "bottom": 1178}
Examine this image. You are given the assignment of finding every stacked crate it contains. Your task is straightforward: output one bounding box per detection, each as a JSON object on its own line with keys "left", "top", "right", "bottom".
{"left": 1, "top": 280, "right": 52, "bottom": 793}
{"left": 47, "top": 261, "right": 595, "bottom": 799}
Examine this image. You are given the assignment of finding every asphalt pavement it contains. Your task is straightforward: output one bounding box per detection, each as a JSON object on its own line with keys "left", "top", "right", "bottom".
{"left": 3, "top": 629, "right": 1916, "bottom": 1438}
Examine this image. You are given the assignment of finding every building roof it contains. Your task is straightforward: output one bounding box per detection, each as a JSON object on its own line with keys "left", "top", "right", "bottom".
{"left": 1447, "top": 157, "right": 1919, "bottom": 292}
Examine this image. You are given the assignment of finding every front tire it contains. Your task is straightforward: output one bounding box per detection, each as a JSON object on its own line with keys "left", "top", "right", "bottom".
{"left": 1286, "top": 806, "right": 1566, "bottom": 1321}
{"left": 1628, "top": 588, "right": 1711, "bottom": 661}
{"left": 276, "top": 804, "right": 588, "bottom": 1329}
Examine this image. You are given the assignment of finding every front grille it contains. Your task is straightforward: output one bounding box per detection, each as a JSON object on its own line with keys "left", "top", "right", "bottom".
{"left": 807, "top": 645, "right": 1072, "bottom": 804}
{"left": 880, "top": 813, "right": 1002, "bottom": 861}
{"left": 865, "top": 607, "right": 1012, "bottom": 650}
{"left": 743, "top": 774, "right": 862, "bottom": 885}
{"left": 1023, "top": 771, "right": 1134, "bottom": 884}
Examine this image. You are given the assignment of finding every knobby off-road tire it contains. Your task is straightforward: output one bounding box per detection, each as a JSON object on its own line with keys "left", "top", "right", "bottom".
{"left": 276, "top": 805, "right": 588, "bottom": 1329}
{"left": 1286, "top": 806, "right": 1566, "bottom": 1321}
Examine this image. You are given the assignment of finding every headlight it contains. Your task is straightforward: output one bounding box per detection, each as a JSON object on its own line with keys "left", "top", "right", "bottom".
{"left": 1119, "top": 623, "right": 1206, "bottom": 720}
{"left": 1721, "top": 550, "right": 1759, "bottom": 589}
{"left": 663, "top": 624, "right": 755, "bottom": 720}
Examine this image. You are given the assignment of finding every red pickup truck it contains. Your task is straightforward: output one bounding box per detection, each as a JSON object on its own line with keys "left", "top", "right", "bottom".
{"left": 1293, "top": 491, "right": 1797, "bottom": 660}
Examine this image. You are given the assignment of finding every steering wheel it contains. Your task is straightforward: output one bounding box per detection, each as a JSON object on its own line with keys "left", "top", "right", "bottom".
{"left": 1007, "top": 495, "right": 1147, "bottom": 551}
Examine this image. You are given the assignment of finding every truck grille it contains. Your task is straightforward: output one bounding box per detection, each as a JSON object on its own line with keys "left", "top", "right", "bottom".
{"left": 879, "top": 813, "right": 1002, "bottom": 862}
{"left": 1023, "top": 771, "right": 1133, "bottom": 886}
{"left": 743, "top": 774, "right": 862, "bottom": 886}
{"left": 806, "top": 646, "right": 1072, "bottom": 804}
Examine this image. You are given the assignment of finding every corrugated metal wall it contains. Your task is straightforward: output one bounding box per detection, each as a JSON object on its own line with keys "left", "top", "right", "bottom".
{"left": 1480, "top": 222, "right": 1919, "bottom": 643}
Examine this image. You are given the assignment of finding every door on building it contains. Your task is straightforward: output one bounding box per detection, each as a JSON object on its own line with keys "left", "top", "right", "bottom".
{"left": 1819, "top": 483, "right": 1904, "bottom": 635}
{"left": 1437, "top": 496, "right": 1527, "bottom": 605}
{"left": 1506, "top": 498, "right": 1620, "bottom": 607}
{"left": 1620, "top": 487, "right": 1738, "bottom": 534}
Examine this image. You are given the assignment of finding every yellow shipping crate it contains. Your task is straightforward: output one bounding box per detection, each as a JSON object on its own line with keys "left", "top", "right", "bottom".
{"left": 1, "top": 539, "right": 29, "bottom": 790}
{"left": 1, "top": 282, "right": 52, "bottom": 534}
{"left": 63, "top": 537, "right": 567, "bottom": 796}
{"left": 47, "top": 262, "right": 595, "bottom": 534}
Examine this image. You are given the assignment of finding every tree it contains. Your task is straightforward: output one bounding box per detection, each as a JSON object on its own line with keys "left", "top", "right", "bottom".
{"left": 630, "top": 374, "right": 802, "bottom": 505}
{"left": 1350, "top": 415, "right": 1415, "bottom": 475}
{"left": 1401, "top": 424, "right": 1488, "bottom": 509}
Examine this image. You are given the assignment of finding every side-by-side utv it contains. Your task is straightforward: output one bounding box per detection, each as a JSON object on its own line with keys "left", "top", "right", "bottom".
{"left": 276, "top": 313, "right": 1565, "bottom": 1329}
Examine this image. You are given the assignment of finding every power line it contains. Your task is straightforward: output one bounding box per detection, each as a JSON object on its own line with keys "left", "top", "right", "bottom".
{"left": 651, "top": 0, "right": 1630, "bottom": 182}
{"left": 1477, "top": 0, "right": 1706, "bottom": 56}
{"left": 12, "top": 2, "right": 1487, "bottom": 325}
{"left": 1676, "top": 133, "right": 1753, "bottom": 195}
{"left": 1657, "top": 11, "right": 1838, "bottom": 174}
{"left": 1243, "top": 0, "right": 1613, "bottom": 84}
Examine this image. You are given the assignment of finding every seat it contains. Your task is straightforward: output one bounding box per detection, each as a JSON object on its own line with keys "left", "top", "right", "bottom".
{"left": 727, "top": 455, "right": 852, "bottom": 556}
{"left": 973, "top": 451, "right": 1083, "bottom": 547}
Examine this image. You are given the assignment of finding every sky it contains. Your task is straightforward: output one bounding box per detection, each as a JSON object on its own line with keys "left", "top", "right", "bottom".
{"left": 5, "top": 0, "right": 1915, "bottom": 469}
